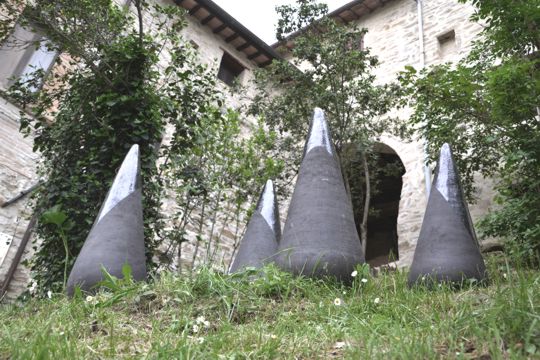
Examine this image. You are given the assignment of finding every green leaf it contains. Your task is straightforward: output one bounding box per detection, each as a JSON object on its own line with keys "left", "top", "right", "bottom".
{"left": 41, "top": 206, "right": 67, "bottom": 227}
{"left": 122, "top": 263, "right": 133, "bottom": 281}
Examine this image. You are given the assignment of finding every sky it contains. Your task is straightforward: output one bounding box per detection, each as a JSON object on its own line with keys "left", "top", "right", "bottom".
{"left": 212, "top": 0, "right": 353, "bottom": 44}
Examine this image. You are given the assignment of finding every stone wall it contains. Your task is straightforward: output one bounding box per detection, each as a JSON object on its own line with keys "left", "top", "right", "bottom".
{"left": 0, "top": 97, "right": 38, "bottom": 300}
{"left": 158, "top": 7, "right": 262, "bottom": 273}
{"left": 0, "top": 0, "right": 498, "bottom": 299}
{"left": 347, "top": 0, "right": 493, "bottom": 266}
{"left": 182, "top": 19, "right": 263, "bottom": 120}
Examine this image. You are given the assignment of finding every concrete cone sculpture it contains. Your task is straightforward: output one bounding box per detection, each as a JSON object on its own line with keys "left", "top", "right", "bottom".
{"left": 408, "top": 143, "right": 487, "bottom": 287}
{"left": 66, "top": 144, "right": 146, "bottom": 295}
{"left": 275, "top": 108, "right": 365, "bottom": 282}
{"left": 229, "top": 179, "right": 281, "bottom": 273}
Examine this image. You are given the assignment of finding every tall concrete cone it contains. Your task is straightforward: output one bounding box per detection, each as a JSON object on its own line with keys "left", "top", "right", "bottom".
{"left": 229, "top": 179, "right": 281, "bottom": 273}
{"left": 408, "top": 143, "right": 487, "bottom": 287}
{"left": 66, "top": 144, "right": 146, "bottom": 295}
{"left": 276, "top": 108, "right": 365, "bottom": 282}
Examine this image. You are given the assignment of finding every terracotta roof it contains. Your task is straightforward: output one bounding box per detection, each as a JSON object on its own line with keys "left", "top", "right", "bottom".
{"left": 175, "top": 0, "right": 281, "bottom": 67}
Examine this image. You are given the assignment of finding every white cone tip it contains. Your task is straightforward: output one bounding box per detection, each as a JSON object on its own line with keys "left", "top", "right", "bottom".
{"left": 305, "top": 108, "right": 333, "bottom": 156}
{"left": 97, "top": 144, "right": 140, "bottom": 222}
{"left": 434, "top": 143, "right": 453, "bottom": 202}
{"left": 258, "top": 179, "right": 278, "bottom": 234}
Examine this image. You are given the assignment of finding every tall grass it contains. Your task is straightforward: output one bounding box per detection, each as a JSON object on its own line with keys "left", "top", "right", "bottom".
{"left": 0, "top": 254, "right": 538, "bottom": 359}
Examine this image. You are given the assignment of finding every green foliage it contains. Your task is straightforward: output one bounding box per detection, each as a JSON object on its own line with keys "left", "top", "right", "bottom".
{"left": 274, "top": 0, "right": 328, "bottom": 41}
{"left": 161, "top": 107, "right": 284, "bottom": 270}
{"left": 250, "top": 1, "right": 396, "bottom": 153}
{"left": 398, "top": 0, "right": 540, "bottom": 263}
{"left": 465, "top": 0, "right": 540, "bottom": 57}
{"left": 41, "top": 205, "right": 68, "bottom": 228}
{"left": 41, "top": 205, "right": 74, "bottom": 289}
{"left": 246, "top": 0, "right": 399, "bottom": 248}
{"left": 88, "top": 264, "right": 143, "bottom": 308}
{"left": 3, "top": 0, "right": 278, "bottom": 295}
{"left": 8, "top": 0, "right": 170, "bottom": 295}
{"left": 1, "top": 257, "right": 540, "bottom": 358}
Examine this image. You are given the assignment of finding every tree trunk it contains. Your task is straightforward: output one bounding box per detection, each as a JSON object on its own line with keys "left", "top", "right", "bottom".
{"left": 191, "top": 196, "right": 207, "bottom": 270}
{"left": 360, "top": 151, "right": 370, "bottom": 256}
{"left": 337, "top": 151, "right": 353, "bottom": 205}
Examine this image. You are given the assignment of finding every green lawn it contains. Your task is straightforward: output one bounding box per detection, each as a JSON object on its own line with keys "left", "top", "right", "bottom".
{"left": 1, "top": 255, "right": 538, "bottom": 359}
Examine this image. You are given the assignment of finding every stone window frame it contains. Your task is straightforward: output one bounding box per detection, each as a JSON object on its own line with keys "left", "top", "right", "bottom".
{"left": 217, "top": 50, "right": 246, "bottom": 87}
{"left": 345, "top": 31, "right": 365, "bottom": 52}
{"left": 436, "top": 29, "right": 458, "bottom": 59}
{"left": 0, "top": 23, "right": 58, "bottom": 93}
{"left": 356, "top": 32, "right": 365, "bottom": 52}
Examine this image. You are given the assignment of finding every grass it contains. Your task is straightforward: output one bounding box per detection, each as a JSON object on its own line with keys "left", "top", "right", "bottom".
{"left": 0, "top": 254, "right": 539, "bottom": 359}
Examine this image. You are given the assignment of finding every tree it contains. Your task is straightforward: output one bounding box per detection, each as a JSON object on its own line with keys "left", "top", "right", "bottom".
{"left": 1, "top": 0, "right": 278, "bottom": 294}
{"left": 245, "top": 0, "right": 399, "bottom": 253}
{"left": 161, "top": 113, "right": 283, "bottom": 271}
{"left": 399, "top": 0, "right": 540, "bottom": 263}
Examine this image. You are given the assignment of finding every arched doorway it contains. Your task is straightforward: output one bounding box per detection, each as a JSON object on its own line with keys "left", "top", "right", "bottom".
{"left": 364, "top": 143, "right": 405, "bottom": 266}
{"left": 343, "top": 143, "right": 405, "bottom": 267}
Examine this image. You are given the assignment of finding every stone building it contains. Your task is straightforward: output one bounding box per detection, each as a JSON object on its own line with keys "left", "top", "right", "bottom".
{"left": 275, "top": 0, "right": 496, "bottom": 267}
{"left": 0, "top": 0, "right": 495, "bottom": 299}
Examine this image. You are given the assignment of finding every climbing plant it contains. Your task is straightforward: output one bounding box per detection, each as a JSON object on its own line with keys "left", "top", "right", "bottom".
{"left": 2, "top": 0, "right": 278, "bottom": 295}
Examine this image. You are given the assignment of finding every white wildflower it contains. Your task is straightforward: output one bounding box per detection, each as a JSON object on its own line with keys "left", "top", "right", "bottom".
{"left": 351, "top": 270, "right": 358, "bottom": 277}
{"left": 47, "top": 290, "right": 52, "bottom": 299}
{"left": 192, "top": 324, "right": 199, "bottom": 333}
{"left": 196, "top": 316, "right": 210, "bottom": 328}
{"left": 334, "top": 298, "right": 343, "bottom": 306}
{"left": 361, "top": 278, "right": 368, "bottom": 284}
{"left": 503, "top": 273, "right": 507, "bottom": 279}
{"left": 374, "top": 297, "right": 380, "bottom": 304}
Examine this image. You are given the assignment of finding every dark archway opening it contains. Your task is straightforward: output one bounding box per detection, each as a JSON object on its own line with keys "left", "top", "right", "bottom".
{"left": 344, "top": 143, "right": 405, "bottom": 267}
{"left": 365, "top": 144, "right": 405, "bottom": 266}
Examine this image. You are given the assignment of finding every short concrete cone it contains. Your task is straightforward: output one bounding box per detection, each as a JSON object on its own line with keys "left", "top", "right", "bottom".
{"left": 408, "top": 143, "right": 487, "bottom": 287}
{"left": 229, "top": 179, "right": 281, "bottom": 273}
{"left": 66, "top": 144, "right": 146, "bottom": 295}
{"left": 276, "top": 108, "right": 365, "bottom": 282}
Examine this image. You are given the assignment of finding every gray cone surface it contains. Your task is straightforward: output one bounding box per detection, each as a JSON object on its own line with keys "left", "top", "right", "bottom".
{"left": 276, "top": 109, "right": 365, "bottom": 282}
{"left": 66, "top": 145, "right": 146, "bottom": 295}
{"left": 229, "top": 180, "right": 281, "bottom": 273}
{"left": 408, "top": 143, "right": 487, "bottom": 287}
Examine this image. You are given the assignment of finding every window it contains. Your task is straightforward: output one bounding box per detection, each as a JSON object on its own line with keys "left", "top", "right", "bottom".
{"left": 345, "top": 33, "right": 364, "bottom": 52}
{"left": 437, "top": 30, "right": 457, "bottom": 59}
{"left": 0, "top": 25, "right": 56, "bottom": 92}
{"left": 217, "top": 52, "right": 244, "bottom": 86}
{"left": 357, "top": 34, "right": 365, "bottom": 51}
